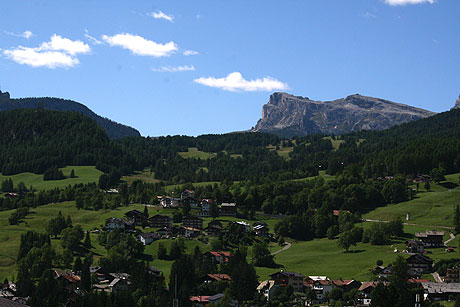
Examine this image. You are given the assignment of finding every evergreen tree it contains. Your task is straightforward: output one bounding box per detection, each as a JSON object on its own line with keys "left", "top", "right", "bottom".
{"left": 70, "top": 169, "right": 76, "bottom": 178}
{"left": 143, "top": 205, "right": 149, "bottom": 218}
{"left": 210, "top": 202, "right": 219, "bottom": 220}
{"left": 66, "top": 215, "right": 73, "bottom": 228}
{"left": 454, "top": 204, "right": 460, "bottom": 234}
{"left": 73, "top": 257, "right": 82, "bottom": 273}
{"left": 84, "top": 231, "right": 92, "bottom": 249}
{"left": 157, "top": 242, "right": 168, "bottom": 260}
{"left": 169, "top": 255, "right": 196, "bottom": 307}
{"left": 30, "top": 270, "right": 65, "bottom": 307}
{"left": 252, "top": 242, "right": 276, "bottom": 268}
{"left": 424, "top": 181, "right": 431, "bottom": 192}
{"left": 81, "top": 254, "right": 92, "bottom": 292}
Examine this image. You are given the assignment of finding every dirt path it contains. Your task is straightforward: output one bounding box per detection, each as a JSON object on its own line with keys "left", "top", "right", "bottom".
{"left": 432, "top": 272, "right": 443, "bottom": 283}
{"left": 444, "top": 233, "right": 456, "bottom": 245}
{"left": 271, "top": 242, "right": 292, "bottom": 256}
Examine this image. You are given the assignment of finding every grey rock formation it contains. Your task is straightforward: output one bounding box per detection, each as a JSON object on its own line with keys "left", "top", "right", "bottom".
{"left": 253, "top": 92, "right": 436, "bottom": 137}
{"left": 0, "top": 90, "right": 10, "bottom": 100}
{"left": 453, "top": 95, "right": 460, "bottom": 109}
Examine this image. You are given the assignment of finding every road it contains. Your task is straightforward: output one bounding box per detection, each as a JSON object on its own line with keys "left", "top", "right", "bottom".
{"left": 271, "top": 242, "right": 292, "bottom": 256}
{"left": 444, "top": 233, "right": 456, "bottom": 245}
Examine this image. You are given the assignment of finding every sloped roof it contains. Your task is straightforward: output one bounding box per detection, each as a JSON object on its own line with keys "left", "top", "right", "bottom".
{"left": 206, "top": 274, "right": 231, "bottom": 281}
{"left": 0, "top": 297, "right": 29, "bottom": 307}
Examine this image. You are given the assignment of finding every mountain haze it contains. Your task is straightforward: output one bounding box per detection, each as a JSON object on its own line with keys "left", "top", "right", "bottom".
{"left": 253, "top": 92, "right": 436, "bottom": 137}
{"left": 0, "top": 91, "right": 140, "bottom": 139}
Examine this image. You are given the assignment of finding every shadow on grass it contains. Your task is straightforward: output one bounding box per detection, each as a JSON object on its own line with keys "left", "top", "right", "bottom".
{"left": 439, "top": 182, "right": 459, "bottom": 190}
{"left": 347, "top": 249, "right": 365, "bottom": 254}
{"left": 399, "top": 233, "right": 414, "bottom": 239}
{"left": 138, "top": 253, "right": 154, "bottom": 262}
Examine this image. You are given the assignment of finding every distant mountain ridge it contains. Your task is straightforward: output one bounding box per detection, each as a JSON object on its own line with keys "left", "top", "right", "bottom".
{"left": 0, "top": 90, "right": 140, "bottom": 139}
{"left": 252, "top": 92, "right": 436, "bottom": 137}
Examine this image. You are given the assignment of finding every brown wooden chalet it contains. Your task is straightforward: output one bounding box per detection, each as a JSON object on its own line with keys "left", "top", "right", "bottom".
{"left": 220, "top": 203, "right": 237, "bottom": 217}
{"left": 202, "top": 274, "right": 231, "bottom": 283}
{"left": 415, "top": 230, "right": 445, "bottom": 247}
{"left": 331, "top": 279, "right": 362, "bottom": 292}
{"left": 148, "top": 214, "right": 172, "bottom": 228}
{"left": 444, "top": 267, "right": 460, "bottom": 283}
{"left": 270, "top": 271, "right": 304, "bottom": 292}
{"left": 124, "top": 210, "right": 145, "bottom": 226}
{"left": 405, "top": 240, "right": 425, "bottom": 254}
{"left": 182, "top": 215, "right": 203, "bottom": 229}
{"left": 406, "top": 254, "right": 434, "bottom": 274}
{"left": 53, "top": 269, "right": 81, "bottom": 292}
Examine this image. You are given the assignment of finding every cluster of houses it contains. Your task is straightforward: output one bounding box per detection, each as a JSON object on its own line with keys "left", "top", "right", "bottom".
{"left": 0, "top": 280, "right": 28, "bottom": 306}
{"left": 254, "top": 229, "right": 458, "bottom": 306}
{"left": 158, "top": 190, "right": 238, "bottom": 218}
{"left": 105, "top": 207, "right": 271, "bottom": 246}
{"left": 50, "top": 266, "right": 162, "bottom": 298}
{"left": 257, "top": 266, "right": 459, "bottom": 306}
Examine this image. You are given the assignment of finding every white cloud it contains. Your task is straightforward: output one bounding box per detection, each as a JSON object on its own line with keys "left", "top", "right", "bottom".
{"left": 194, "top": 72, "right": 289, "bottom": 92}
{"left": 5, "top": 30, "right": 34, "bottom": 39}
{"left": 3, "top": 34, "right": 90, "bottom": 68}
{"left": 3, "top": 48, "right": 78, "bottom": 68}
{"left": 183, "top": 50, "right": 199, "bottom": 56}
{"left": 102, "top": 33, "right": 177, "bottom": 57}
{"left": 152, "top": 65, "right": 195, "bottom": 72}
{"left": 150, "top": 10, "right": 174, "bottom": 22}
{"left": 39, "top": 34, "right": 90, "bottom": 55}
{"left": 85, "top": 33, "right": 102, "bottom": 45}
{"left": 364, "top": 12, "right": 377, "bottom": 18}
{"left": 384, "top": 0, "right": 435, "bottom": 6}
{"left": 84, "top": 30, "right": 102, "bottom": 45}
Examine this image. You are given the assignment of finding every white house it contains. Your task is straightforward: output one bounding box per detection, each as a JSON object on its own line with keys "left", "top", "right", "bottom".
{"left": 106, "top": 218, "right": 125, "bottom": 231}
{"left": 137, "top": 233, "right": 160, "bottom": 245}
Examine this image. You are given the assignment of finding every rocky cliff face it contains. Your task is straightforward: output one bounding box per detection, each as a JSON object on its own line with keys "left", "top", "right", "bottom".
{"left": 253, "top": 92, "right": 436, "bottom": 137}
{"left": 453, "top": 95, "right": 460, "bottom": 109}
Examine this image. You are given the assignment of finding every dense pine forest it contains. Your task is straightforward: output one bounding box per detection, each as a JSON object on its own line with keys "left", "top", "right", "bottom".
{"left": 1, "top": 107, "right": 460, "bottom": 185}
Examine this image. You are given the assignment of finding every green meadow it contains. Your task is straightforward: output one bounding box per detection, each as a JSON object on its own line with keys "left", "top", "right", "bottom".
{"left": 0, "top": 166, "right": 102, "bottom": 191}
{"left": 363, "top": 173, "right": 460, "bottom": 228}
{"left": 178, "top": 147, "right": 217, "bottom": 160}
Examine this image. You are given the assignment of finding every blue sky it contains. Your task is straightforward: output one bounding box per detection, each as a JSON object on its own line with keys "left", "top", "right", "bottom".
{"left": 0, "top": 0, "right": 459, "bottom": 136}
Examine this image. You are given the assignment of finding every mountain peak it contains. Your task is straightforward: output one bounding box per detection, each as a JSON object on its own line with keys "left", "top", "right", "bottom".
{"left": 453, "top": 95, "right": 460, "bottom": 109}
{"left": 253, "top": 92, "right": 436, "bottom": 137}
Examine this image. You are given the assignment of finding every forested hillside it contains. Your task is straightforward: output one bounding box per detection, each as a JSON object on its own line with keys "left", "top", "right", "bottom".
{"left": 0, "top": 109, "right": 137, "bottom": 176}
{"left": 3, "top": 107, "right": 460, "bottom": 187}
{"left": 0, "top": 94, "right": 140, "bottom": 139}
{"left": 323, "top": 108, "right": 460, "bottom": 177}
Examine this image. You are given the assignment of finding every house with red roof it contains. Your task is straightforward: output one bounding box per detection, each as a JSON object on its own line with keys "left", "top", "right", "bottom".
{"left": 205, "top": 251, "right": 233, "bottom": 265}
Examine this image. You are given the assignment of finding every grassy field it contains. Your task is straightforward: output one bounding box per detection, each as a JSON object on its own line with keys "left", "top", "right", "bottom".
{"left": 322, "top": 136, "right": 345, "bottom": 150}
{"left": 363, "top": 173, "right": 460, "bottom": 228}
{"left": 121, "top": 168, "right": 161, "bottom": 184}
{"left": 0, "top": 201, "right": 148, "bottom": 280}
{"left": 290, "top": 170, "right": 336, "bottom": 183}
{"left": 0, "top": 202, "right": 283, "bottom": 282}
{"left": 163, "top": 181, "right": 220, "bottom": 192}
{"left": 266, "top": 144, "right": 294, "bottom": 160}
{"left": 257, "top": 222, "right": 460, "bottom": 283}
{"left": 178, "top": 147, "right": 217, "bottom": 160}
{"left": 0, "top": 166, "right": 102, "bottom": 191}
